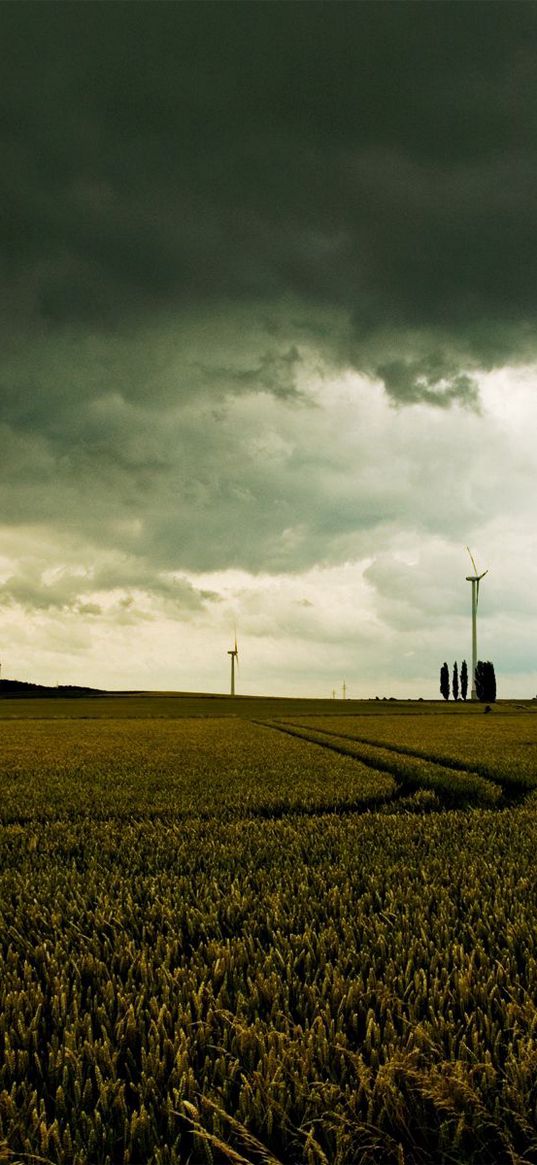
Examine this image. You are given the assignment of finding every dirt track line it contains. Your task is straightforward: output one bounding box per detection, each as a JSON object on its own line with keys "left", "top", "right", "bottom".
{"left": 275, "top": 720, "right": 534, "bottom": 794}
{"left": 252, "top": 718, "right": 404, "bottom": 781}
{"left": 279, "top": 720, "right": 474, "bottom": 774}
{"left": 258, "top": 720, "right": 502, "bottom": 807}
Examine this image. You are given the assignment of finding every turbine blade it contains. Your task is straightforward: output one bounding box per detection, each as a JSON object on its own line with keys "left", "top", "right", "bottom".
{"left": 466, "top": 546, "right": 478, "bottom": 575}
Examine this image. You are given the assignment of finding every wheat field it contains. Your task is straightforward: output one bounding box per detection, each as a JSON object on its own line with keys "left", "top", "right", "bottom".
{"left": 1, "top": 695, "right": 537, "bottom": 1164}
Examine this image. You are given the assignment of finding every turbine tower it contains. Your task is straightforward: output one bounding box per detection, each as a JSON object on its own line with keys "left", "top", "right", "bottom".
{"left": 227, "top": 633, "right": 239, "bottom": 696}
{"left": 466, "top": 548, "right": 488, "bottom": 700}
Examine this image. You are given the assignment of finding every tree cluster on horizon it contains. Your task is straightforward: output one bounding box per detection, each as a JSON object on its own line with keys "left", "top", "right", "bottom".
{"left": 475, "top": 661, "right": 497, "bottom": 703}
{"left": 440, "top": 659, "right": 495, "bottom": 702}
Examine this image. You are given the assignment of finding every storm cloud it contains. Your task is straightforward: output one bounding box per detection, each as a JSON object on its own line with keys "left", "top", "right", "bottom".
{"left": 1, "top": 2, "right": 536, "bottom": 693}
{"left": 5, "top": 5, "right": 537, "bottom": 355}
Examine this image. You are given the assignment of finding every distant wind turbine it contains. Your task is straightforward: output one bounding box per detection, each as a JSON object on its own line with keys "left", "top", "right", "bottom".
{"left": 466, "top": 547, "right": 488, "bottom": 700}
{"left": 228, "top": 632, "right": 239, "bottom": 697}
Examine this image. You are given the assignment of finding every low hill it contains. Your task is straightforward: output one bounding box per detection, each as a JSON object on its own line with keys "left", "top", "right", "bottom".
{"left": 0, "top": 679, "right": 103, "bottom": 698}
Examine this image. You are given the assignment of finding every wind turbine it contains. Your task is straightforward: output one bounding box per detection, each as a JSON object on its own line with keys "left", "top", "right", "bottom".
{"left": 227, "top": 632, "right": 239, "bottom": 697}
{"left": 466, "top": 548, "right": 488, "bottom": 700}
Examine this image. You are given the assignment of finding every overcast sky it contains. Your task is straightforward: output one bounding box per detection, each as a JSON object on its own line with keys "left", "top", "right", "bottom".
{"left": 1, "top": 1, "right": 536, "bottom": 697}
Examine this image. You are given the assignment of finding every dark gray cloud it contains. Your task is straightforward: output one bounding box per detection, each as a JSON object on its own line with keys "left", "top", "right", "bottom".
{"left": 3, "top": 2, "right": 537, "bottom": 360}
{"left": 2, "top": 0, "right": 537, "bottom": 596}
{"left": 376, "top": 354, "right": 480, "bottom": 410}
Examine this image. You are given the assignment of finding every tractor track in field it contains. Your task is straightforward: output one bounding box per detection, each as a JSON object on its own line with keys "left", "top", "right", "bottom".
{"left": 257, "top": 717, "right": 475, "bottom": 777}
{"left": 269, "top": 720, "right": 533, "bottom": 798}
{"left": 0, "top": 797, "right": 394, "bottom": 829}
{"left": 275, "top": 720, "right": 478, "bottom": 774}
{"left": 255, "top": 719, "right": 519, "bottom": 808}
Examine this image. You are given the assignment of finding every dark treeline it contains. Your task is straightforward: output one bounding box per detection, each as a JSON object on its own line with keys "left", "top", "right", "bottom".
{"left": 0, "top": 680, "right": 103, "bottom": 698}
{"left": 439, "top": 660, "right": 496, "bottom": 702}
{"left": 440, "top": 661, "right": 468, "bottom": 702}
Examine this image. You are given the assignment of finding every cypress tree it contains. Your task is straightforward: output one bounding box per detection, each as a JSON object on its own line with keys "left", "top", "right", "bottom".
{"left": 452, "top": 661, "right": 459, "bottom": 702}
{"left": 460, "top": 660, "right": 468, "bottom": 701}
{"left": 475, "top": 661, "right": 496, "bottom": 703}
{"left": 440, "top": 662, "right": 450, "bottom": 701}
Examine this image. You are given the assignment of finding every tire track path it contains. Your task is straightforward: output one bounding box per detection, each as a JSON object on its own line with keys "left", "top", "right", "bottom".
{"left": 260, "top": 720, "right": 501, "bottom": 808}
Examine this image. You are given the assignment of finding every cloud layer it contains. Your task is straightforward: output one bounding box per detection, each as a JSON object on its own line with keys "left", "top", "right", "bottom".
{"left": 1, "top": 3, "right": 536, "bottom": 694}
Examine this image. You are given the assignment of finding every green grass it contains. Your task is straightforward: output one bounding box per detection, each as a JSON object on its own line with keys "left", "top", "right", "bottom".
{"left": 0, "top": 692, "right": 533, "bottom": 720}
